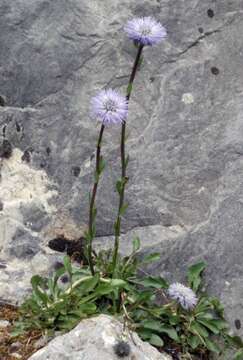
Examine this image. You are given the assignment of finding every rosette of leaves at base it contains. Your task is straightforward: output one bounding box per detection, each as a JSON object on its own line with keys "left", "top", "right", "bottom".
{"left": 11, "top": 254, "right": 243, "bottom": 360}
{"left": 11, "top": 256, "right": 128, "bottom": 336}
{"left": 126, "top": 262, "right": 243, "bottom": 359}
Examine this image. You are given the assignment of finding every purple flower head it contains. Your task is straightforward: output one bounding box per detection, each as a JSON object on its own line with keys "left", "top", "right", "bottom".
{"left": 168, "top": 283, "right": 198, "bottom": 311}
{"left": 90, "top": 89, "right": 128, "bottom": 125}
{"left": 124, "top": 17, "right": 167, "bottom": 46}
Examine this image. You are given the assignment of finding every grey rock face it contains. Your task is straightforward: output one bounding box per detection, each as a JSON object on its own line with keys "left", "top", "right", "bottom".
{"left": 28, "top": 314, "right": 171, "bottom": 360}
{"left": 0, "top": 0, "right": 243, "bottom": 338}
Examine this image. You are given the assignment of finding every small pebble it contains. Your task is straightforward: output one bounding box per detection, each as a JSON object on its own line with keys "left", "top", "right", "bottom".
{"left": 10, "top": 341, "right": 22, "bottom": 353}
{"left": 11, "top": 353, "right": 22, "bottom": 359}
{"left": 34, "top": 335, "right": 49, "bottom": 349}
{"left": 0, "top": 320, "right": 10, "bottom": 328}
{"left": 182, "top": 93, "right": 194, "bottom": 104}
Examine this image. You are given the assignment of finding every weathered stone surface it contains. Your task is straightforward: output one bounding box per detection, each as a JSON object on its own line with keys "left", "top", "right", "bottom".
{"left": 0, "top": 0, "right": 243, "bottom": 338}
{"left": 28, "top": 314, "right": 171, "bottom": 360}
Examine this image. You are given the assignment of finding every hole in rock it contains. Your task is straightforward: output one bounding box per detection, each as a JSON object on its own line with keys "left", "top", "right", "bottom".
{"left": 40, "top": 160, "right": 47, "bottom": 168}
{"left": 15, "top": 121, "right": 21, "bottom": 132}
{"left": 198, "top": 27, "right": 204, "bottom": 33}
{"left": 235, "top": 319, "right": 241, "bottom": 330}
{"left": 48, "top": 236, "right": 87, "bottom": 263}
{"left": 21, "top": 150, "right": 31, "bottom": 163}
{"left": 48, "top": 236, "right": 68, "bottom": 252}
{"left": 207, "top": 9, "right": 214, "bottom": 18}
{"left": 71, "top": 166, "right": 81, "bottom": 177}
{"left": 0, "top": 140, "right": 12, "bottom": 159}
{"left": 211, "top": 66, "right": 220, "bottom": 75}
{"left": 2, "top": 124, "right": 7, "bottom": 138}
{"left": 0, "top": 96, "right": 5, "bottom": 107}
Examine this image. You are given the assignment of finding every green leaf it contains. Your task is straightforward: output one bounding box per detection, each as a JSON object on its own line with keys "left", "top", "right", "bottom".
{"left": 210, "top": 319, "right": 228, "bottom": 330}
{"left": 57, "top": 314, "right": 80, "bottom": 331}
{"left": 53, "top": 266, "right": 66, "bottom": 287}
{"left": 205, "top": 338, "right": 221, "bottom": 354}
{"left": 79, "top": 303, "right": 97, "bottom": 313}
{"left": 196, "top": 312, "right": 214, "bottom": 320}
{"left": 187, "top": 335, "right": 201, "bottom": 349}
{"left": 10, "top": 322, "right": 28, "bottom": 337}
{"left": 75, "top": 273, "right": 99, "bottom": 294}
{"left": 127, "top": 83, "right": 133, "bottom": 96}
{"left": 187, "top": 261, "right": 206, "bottom": 292}
{"left": 110, "top": 279, "right": 127, "bottom": 287}
{"left": 94, "top": 170, "right": 99, "bottom": 183}
{"left": 137, "top": 329, "right": 152, "bottom": 341}
{"left": 190, "top": 322, "right": 209, "bottom": 338}
{"left": 63, "top": 256, "right": 72, "bottom": 277}
{"left": 92, "top": 207, "right": 97, "bottom": 221}
{"left": 142, "top": 321, "right": 179, "bottom": 341}
{"left": 128, "top": 289, "right": 153, "bottom": 304}
{"left": 197, "top": 319, "right": 219, "bottom": 334}
{"left": 125, "top": 155, "right": 129, "bottom": 168}
{"left": 132, "top": 237, "right": 141, "bottom": 252}
{"left": 98, "top": 157, "right": 105, "bottom": 174}
{"left": 94, "top": 279, "right": 126, "bottom": 296}
{"left": 233, "top": 350, "right": 243, "bottom": 360}
{"left": 159, "top": 325, "right": 179, "bottom": 341}
{"left": 31, "top": 275, "right": 49, "bottom": 306}
{"left": 131, "top": 276, "right": 168, "bottom": 289}
{"left": 142, "top": 320, "right": 162, "bottom": 332}
{"left": 116, "top": 180, "right": 122, "bottom": 194}
{"left": 120, "top": 203, "right": 128, "bottom": 216}
{"left": 84, "top": 230, "right": 91, "bottom": 242}
{"left": 227, "top": 335, "right": 243, "bottom": 348}
{"left": 149, "top": 334, "right": 164, "bottom": 347}
{"left": 210, "top": 297, "right": 225, "bottom": 314}
{"left": 138, "top": 56, "right": 144, "bottom": 67}
{"left": 142, "top": 253, "right": 161, "bottom": 264}
{"left": 168, "top": 314, "right": 180, "bottom": 326}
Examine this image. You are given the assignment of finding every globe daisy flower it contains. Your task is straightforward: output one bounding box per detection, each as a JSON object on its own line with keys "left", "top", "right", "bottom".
{"left": 124, "top": 17, "right": 167, "bottom": 46}
{"left": 90, "top": 89, "right": 128, "bottom": 125}
{"left": 168, "top": 283, "right": 198, "bottom": 310}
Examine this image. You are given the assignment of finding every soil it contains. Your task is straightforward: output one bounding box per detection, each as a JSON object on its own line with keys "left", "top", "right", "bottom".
{"left": 0, "top": 304, "right": 43, "bottom": 360}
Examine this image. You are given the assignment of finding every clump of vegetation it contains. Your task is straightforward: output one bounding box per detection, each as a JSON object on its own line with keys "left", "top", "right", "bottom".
{"left": 12, "top": 251, "right": 243, "bottom": 358}
{"left": 10, "top": 15, "right": 243, "bottom": 360}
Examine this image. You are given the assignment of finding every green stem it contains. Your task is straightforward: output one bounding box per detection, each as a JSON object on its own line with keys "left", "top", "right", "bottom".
{"left": 87, "top": 124, "right": 105, "bottom": 275}
{"left": 112, "top": 44, "right": 144, "bottom": 275}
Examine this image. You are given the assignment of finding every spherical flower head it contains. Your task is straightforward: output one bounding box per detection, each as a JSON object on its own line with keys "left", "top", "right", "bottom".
{"left": 90, "top": 89, "right": 128, "bottom": 125}
{"left": 168, "top": 283, "right": 198, "bottom": 310}
{"left": 124, "top": 17, "right": 167, "bottom": 46}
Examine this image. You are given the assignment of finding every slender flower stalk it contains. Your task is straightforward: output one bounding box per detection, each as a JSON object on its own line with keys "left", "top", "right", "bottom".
{"left": 86, "top": 124, "right": 105, "bottom": 275}
{"left": 86, "top": 89, "right": 128, "bottom": 274}
{"left": 112, "top": 17, "right": 167, "bottom": 275}
{"left": 112, "top": 44, "right": 144, "bottom": 275}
